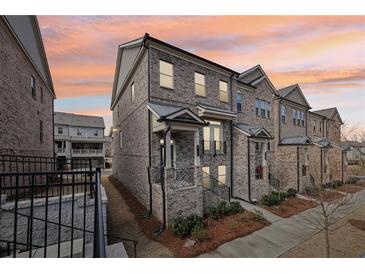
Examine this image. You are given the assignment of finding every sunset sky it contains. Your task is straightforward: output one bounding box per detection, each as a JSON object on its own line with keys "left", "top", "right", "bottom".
{"left": 38, "top": 16, "right": 365, "bottom": 134}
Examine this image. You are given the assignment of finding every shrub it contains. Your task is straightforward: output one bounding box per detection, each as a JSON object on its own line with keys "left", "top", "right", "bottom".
{"left": 346, "top": 177, "right": 360, "bottom": 184}
{"left": 171, "top": 214, "right": 203, "bottom": 238}
{"left": 323, "top": 180, "right": 343, "bottom": 189}
{"left": 286, "top": 188, "right": 297, "bottom": 198}
{"left": 261, "top": 193, "right": 281, "bottom": 206}
{"left": 191, "top": 226, "right": 209, "bottom": 242}
{"left": 252, "top": 209, "right": 265, "bottom": 222}
{"left": 305, "top": 185, "right": 320, "bottom": 196}
{"left": 208, "top": 201, "right": 244, "bottom": 219}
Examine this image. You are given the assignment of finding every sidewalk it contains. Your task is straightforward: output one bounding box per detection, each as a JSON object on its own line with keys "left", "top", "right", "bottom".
{"left": 200, "top": 189, "right": 365, "bottom": 257}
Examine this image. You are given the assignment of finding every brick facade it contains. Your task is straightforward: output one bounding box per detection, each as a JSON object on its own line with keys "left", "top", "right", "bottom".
{"left": 0, "top": 17, "right": 54, "bottom": 158}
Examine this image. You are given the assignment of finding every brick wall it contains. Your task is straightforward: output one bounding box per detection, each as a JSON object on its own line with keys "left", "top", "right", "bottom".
{"left": 0, "top": 19, "right": 54, "bottom": 157}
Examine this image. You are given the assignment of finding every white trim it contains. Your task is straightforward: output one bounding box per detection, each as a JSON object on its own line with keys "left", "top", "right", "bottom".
{"left": 197, "top": 105, "right": 236, "bottom": 120}
{"left": 233, "top": 126, "right": 251, "bottom": 136}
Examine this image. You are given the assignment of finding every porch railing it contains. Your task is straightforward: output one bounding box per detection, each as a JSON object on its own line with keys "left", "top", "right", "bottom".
{"left": 202, "top": 140, "right": 226, "bottom": 156}
{"left": 173, "top": 167, "right": 195, "bottom": 188}
{"left": 269, "top": 173, "right": 280, "bottom": 190}
{"left": 72, "top": 149, "right": 103, "bottom": 157}
{"left": 202, "top": 171, "right": 230, "bottom": 202}
{"left": 0, "top": 155, "right": 137, "bottom": 258}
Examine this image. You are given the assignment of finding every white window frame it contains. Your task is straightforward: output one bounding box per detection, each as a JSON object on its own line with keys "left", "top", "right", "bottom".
{"left": 77, "top": 128, "right": 82, "bottom": 136}
{"left": 194, "top": 72, "right": 206, "bottom": 97}
{"left": 292, "top": 109, "right": 296, "bottom": 126}
{"left": 267, "top": 101, "right": 271, "bottom": 118}
{"left": 159, "top": 60, "right": 173, "bottom": 89}
{"left": 281, "top": 105, "right": 286, "bottom": 123}
{"left": 203, "top": 120, "right": 223, "bottom": 151}
{"left": 218, "top": 165, "right": 226, "bottom": 185}
{"left": 236, "top": 92, "right": 243, "bottom": 112}
{"left": 260, "top": 100, "right": 266, "bottom": 117}
{"left": 119, "top": 131, "right": 123, "bottom": 149}
{"left": 219, "top": 80, "right": 228, "bottom": 103}
{"left": 301, "top": 111, "right": 305, "bottom": 127}
{"left": 202, "top": 166, "right": 210, "bottom": 188}
{"left": 131, "top": 82, "right": 135, "bottom": 103}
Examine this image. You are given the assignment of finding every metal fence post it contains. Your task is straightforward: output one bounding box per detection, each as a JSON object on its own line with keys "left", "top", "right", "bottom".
{"left": 93, "top": 167, "right": 106, "bottom": 258}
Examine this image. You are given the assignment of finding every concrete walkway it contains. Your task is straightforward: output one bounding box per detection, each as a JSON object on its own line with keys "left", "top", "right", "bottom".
{"left": 200, "top": 189, "right": 365, "bottom": 258}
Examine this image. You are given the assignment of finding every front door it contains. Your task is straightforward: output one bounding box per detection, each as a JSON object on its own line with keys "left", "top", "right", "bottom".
{"left": 159, "top": 139, "right": 175, "bottom": 167}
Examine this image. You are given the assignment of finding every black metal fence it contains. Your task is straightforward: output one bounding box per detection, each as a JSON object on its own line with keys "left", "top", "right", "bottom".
{"left": 201, "top": 141, "right": 226, "bottom": 156}
{"left": 0, "top": 155, "right": 137, "bottom": 258}
{"left": 202, "top": 171, "right": 230, "bottom": 201}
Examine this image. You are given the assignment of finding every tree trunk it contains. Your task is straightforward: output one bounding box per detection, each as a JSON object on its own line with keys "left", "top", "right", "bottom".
{"left": 324, "top": 217, "right": 330, "bottom": 258}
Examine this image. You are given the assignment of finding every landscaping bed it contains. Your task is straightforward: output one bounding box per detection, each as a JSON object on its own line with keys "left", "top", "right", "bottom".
{"left": 337, "top": 185, "right": 363, "bottom": 193}
{"left": 349, "top": 219, "right": 365, "bottom": 231}
{"left": 261, "top": 197, "right": 317, "bottom": 218}
{"left": 258, "top": 188, "right": 316, "bottom": 218}
{"left": 108, "top": 176, "right": 270, "bottom": 257}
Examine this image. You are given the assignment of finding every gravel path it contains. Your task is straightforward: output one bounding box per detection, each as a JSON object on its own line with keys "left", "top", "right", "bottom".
{"left": 102, "top": 176, "right": 173, "bottom": 258}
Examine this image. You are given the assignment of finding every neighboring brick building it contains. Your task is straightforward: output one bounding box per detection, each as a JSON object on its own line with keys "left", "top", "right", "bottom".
{"left": 0, "top": 16, "right": 55, "bottom": 157}
{"left": 110, "top": 34, "right": 348, "bottom": 226}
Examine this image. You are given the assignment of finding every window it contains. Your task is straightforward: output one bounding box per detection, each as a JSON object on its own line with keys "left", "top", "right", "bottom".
{"left": 260, "top": 100, "right": 266, "bottom": 117}
{"left": 203, "top": 120, "right": 223, "bottom": 151}
{"left": 296, "top": 110, "right": 300, "bottom": 126}
{"left": 131, "top": 83, "right": 135, "bottom": 103}
{"left": 202, "top": 167, "right": 210, "bottom": 188}
{"left": 40, "top": 87, "right": 44, "bottom": 103}
{"left": 319, "top": 121, "right": 322, "bottom": 133}
{"left": 267, "top": 141, "right": 271, "bottom": 151}
{"left": 218, "top": 165, "right": 226, "bottom": 185}
{"left": 301, "top": 112, "right": 305, "bottom": 127}
{"left": 255, "top": 142, "right": 264, "bottom": 152}
{"left": 255, "top": 99, "right": 260, "bottom": 116}
{"left": 194, "top": 72, "right": 206, "bottom": 96}
{"left": 77, "top": 129, "right": 82, "bottom": 136}
{"left": 57, "top": 127, "right": 63, "bottom": 134}
{"left": 313, "top": 120, "right": 316, "bottom": 132}
{"left": 302, "top": 165, "right": 307, "bottom": 176}
{"left": 324, "top": 150, "right": 329, "bottom": 173}
{"left": 219, "top": 80, "right": 228, "bottom": 102}
{"left": 255, "top": 165, "right": 263, "bottom": 180}
{"left": 119, "top": 131, "right": 123, "bottom": 149}
{"left": 281, "top": 105, "right": 286, "bottom": 123}
{"left": 94, "top": 129, "right": 98, "bottom": 137}
{"left": 292, "top": 109, "right": 296, "bottom": 126}
{"left": 236, "top": 92, "right": 243, "bottom": 112}
{"left": 267, "top": 101, "right": 271, "bottom": 118}
{"left": 159, "top": 60, "right": 173, "bottom": 89}
{"left": 39, "top": 120, "right": 43, "bottom": 142}
{"left": 31, "top": 76, "right": 36, "bottom": 98}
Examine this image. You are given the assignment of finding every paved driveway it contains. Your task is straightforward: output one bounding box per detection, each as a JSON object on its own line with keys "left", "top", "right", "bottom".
{"left": 200, "top": 189, "right": 365, "bottom": 258}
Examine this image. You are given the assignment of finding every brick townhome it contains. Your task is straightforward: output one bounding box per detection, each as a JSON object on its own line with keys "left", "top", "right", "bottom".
{"left": 0, "top": 16, "right": 55, "bottom": 157}
{"left": 110, "top": 34, "right": 347, "bottom": 226}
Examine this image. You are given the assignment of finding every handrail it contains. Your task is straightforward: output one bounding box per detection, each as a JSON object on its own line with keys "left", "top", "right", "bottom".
{"left": 93, "top": 168, "right": 106, "bottom": 258}
{"left": 202, "top": 171, "right": 230, "bottom": 202}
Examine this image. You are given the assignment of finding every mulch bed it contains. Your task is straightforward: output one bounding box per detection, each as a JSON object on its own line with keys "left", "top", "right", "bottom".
{"left": 337, "top": 185, "right": 363, "bottom": 193}
{"left": 260, "top": 197, "right": 317, "bottom": 218}
{"left": 304, "top": 190, "right": 345, "bottom": 202}
{"left": 349, "top": 219, "right": 365, "bottom": 231}
{"left": 108, "top": 176, "right": 270, "bottom": 257}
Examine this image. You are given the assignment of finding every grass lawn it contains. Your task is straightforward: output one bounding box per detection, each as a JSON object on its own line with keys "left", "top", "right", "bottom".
{"left": 260, "top": 197, "right": 317, "bottom": 218}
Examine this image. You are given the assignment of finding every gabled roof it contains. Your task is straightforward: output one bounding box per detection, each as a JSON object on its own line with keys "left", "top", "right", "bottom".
{"left": 280, "top": 136, "right": 313, "bottom": 145}
{"left": 277, "top": 84, "right": 311, "bottom": 109}
{"left": 238, "top": 65, "right": 279, "bottom": 96}
{"left": 341, "top": 141, "right": 365, "bottom": 148}
{"left": 54, "top": 112, "right": 105, "bottom": 128}
{"left": 234, "top": 124, "right": 273, "bottom": 139}
{"left": 147, "top": 102, "right": 207, "bottom": 125}
{"left": 312, "top": 107, "right": 343, "bottom": 124}
{"left": 312, "top": 137, "right": 332, "bottom": 148}
{"left": 3, "top": 16, "right": 55, "bottom": 97}
{"left": 197, "top": 104, "right": 236, "bottom": 120}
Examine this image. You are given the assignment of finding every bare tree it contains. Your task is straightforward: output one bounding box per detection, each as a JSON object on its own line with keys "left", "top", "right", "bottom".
{"left": 341, "top": 120, "right": 360, "bottom": 141}
{"left": 302, "top": 184, "right": 358, "bottom": 257}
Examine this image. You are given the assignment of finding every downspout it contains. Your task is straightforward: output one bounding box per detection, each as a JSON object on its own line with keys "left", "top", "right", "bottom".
{"left": 145, "top": 42, "right": 153, "bottom": 217}
{"left": 341, "top": 151, "right": 344, "bottom": 183}
{"left": 230, "top": 120, "right": 234, "bottom": 198}
{"left": 161, "top": 126, "right": 171, "bottom": 231}
{"left": 247, "top": 137, "right": 252, "bottom": 201}
{"left": 320, "top": 148, "right": 323, "bottom": 184}
{"left": 52, "top": 98, "right": 55, "bottom": 158}
{"left": 297, "top": 146, "right": 300, "bottom": 192}
{"left": 278, "top": 100, "right": 282, "bottom": 142}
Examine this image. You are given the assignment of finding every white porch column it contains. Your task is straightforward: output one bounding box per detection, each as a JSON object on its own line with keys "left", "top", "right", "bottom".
{"left": 165, "top": 130, "right": 172, "bottom": 168}
{"left": 194, "top": 129, "right": 200, "bottom": 166}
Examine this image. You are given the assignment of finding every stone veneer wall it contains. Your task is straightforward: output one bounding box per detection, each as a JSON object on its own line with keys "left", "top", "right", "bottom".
{"left": 0, "top": 18, "right": 54, "bottom": 158}
{"left": 275, "top": 146, "right": 298, "bottom": 191}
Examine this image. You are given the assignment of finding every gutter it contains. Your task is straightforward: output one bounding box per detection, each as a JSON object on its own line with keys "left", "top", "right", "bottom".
{"left": 247, "top": 137, "right": 252, "bottom": 201}
{"left": 320, "top": 148, "right": 323, "bottom": 184}
{"left": 278, "top": 99, "right": 282, "bottom": 142}
{"left": 161, "top": 126, "right": 171, "bottom": 232}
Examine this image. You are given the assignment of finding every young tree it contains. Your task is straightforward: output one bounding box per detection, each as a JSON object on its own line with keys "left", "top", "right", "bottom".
{"left": 302, "top": 184, "right": 358, "bottom": 257}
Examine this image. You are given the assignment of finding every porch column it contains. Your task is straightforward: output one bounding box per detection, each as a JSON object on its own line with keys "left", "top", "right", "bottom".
{"left": 194, "top": 129, "right": 200, "bottom": 166}
{"left": 165, "top": 130, "right": 172, "bottom": 168}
